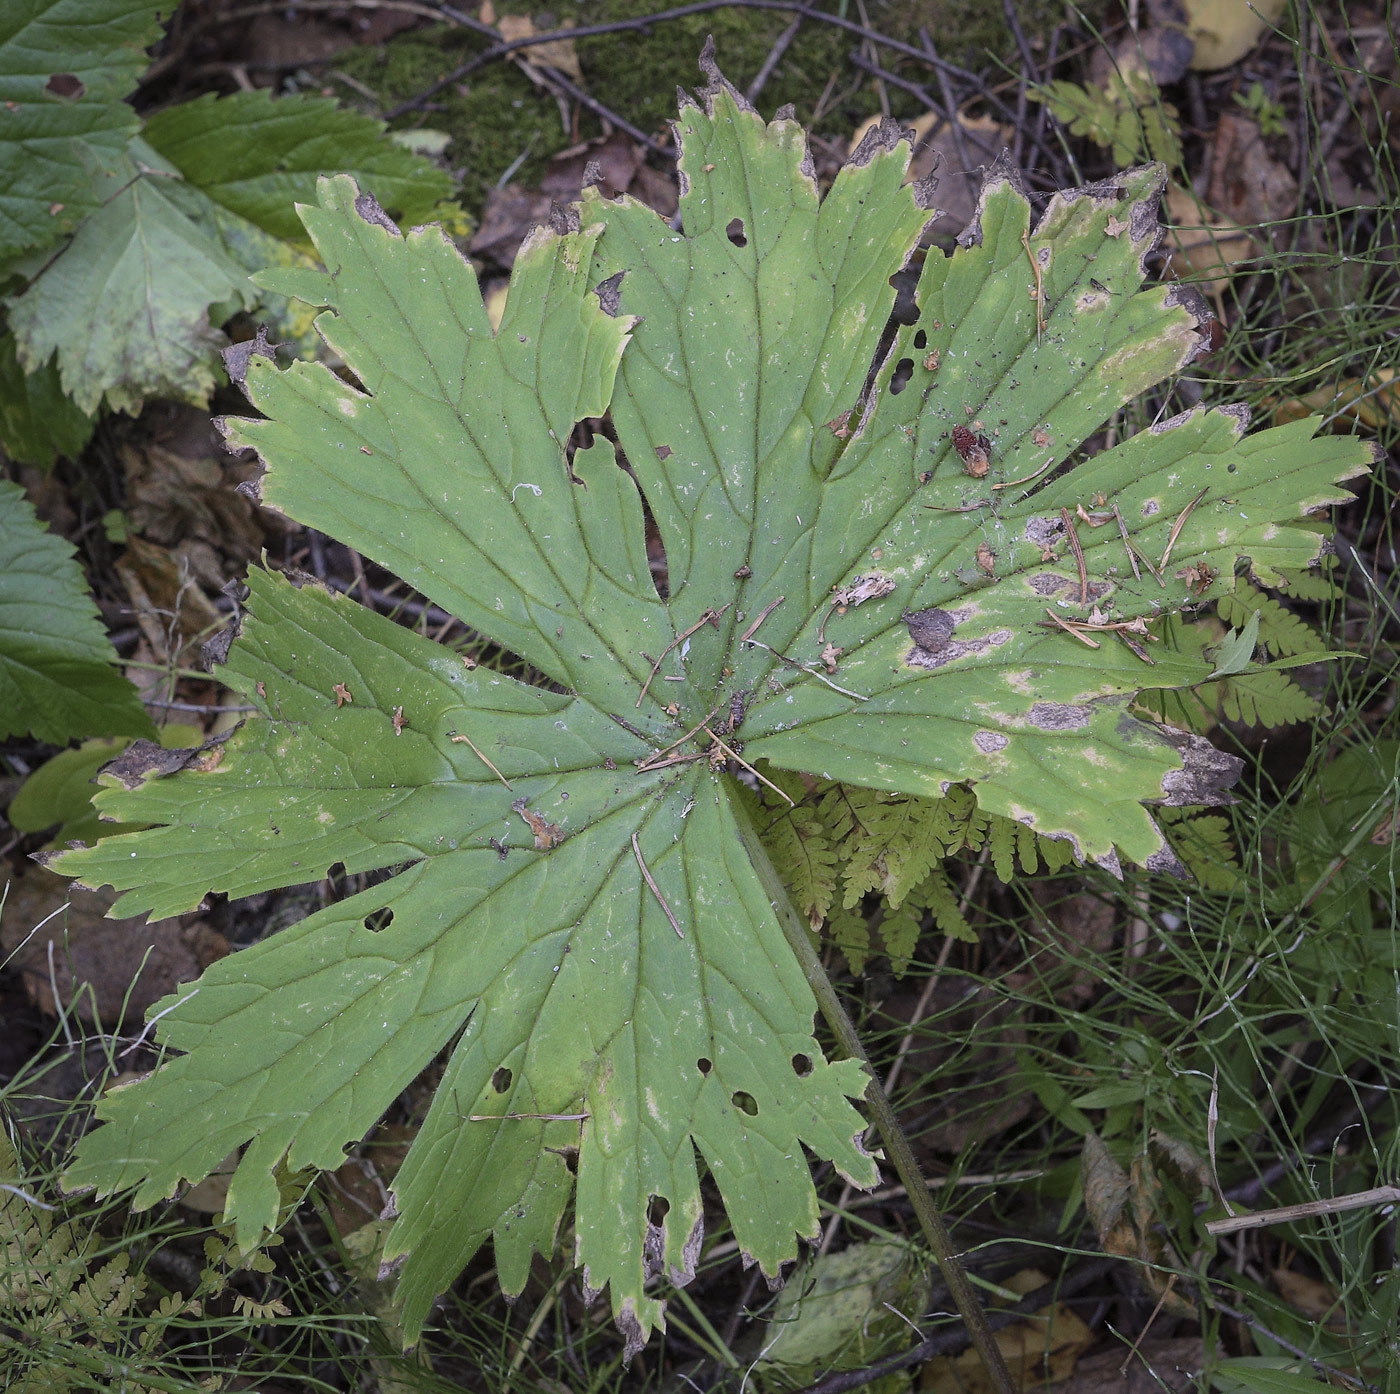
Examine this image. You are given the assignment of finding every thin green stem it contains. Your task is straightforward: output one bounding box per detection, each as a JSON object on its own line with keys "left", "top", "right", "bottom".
{"left": 732, "top": 800, "right": 1015, "bottom": 1394}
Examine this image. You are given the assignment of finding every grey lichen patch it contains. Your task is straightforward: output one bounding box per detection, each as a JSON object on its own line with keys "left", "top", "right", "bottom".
{"left": 974, "top": 730, "right": 1009, "bottom": 753}
{"left": 1154, "top": 729, "right": 1243, "bottom": 806}
{"left": 1029, "top": 573, "right": 1114, "bottom": 602}
{"left": 904, "top": 624, "right": 1012, "bottom": 671}
{"left": 98, "top": 736, "right": 227, "bottom": 790}
{"left": 354, "top": 192, "right": 402, "bottom": 237}
{"left": 1027, "top": 702, "right": 1093, "bottom": 730}
{"left": 594, "top": 271, "right": 624, "bottom": 317}
{"left": 1144, "top": 840, "right": 1189, "bottom": 879}
{"left": 1024, "top": 515, "right": 1062, "bottom": 546}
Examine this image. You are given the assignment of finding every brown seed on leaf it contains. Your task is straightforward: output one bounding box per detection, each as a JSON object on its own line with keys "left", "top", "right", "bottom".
{"left": 1175, "top": 561, "right": 1217, "bottom": 595}
{"left": 952, "top": 424, "right": 991, "bottom": 478}
{"left": 512, "top": 798, "right": 564, "bottom": 850}
{"left": 333, "top": 683, "right": 352, "bottom": 706}
{"left": 824, "top": 410, "right": 854, "bottom": 440}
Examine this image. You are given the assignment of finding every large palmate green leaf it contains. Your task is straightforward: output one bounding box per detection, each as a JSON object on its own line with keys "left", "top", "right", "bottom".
{"left": 52, "top": 56, "right": 1371, "bottom": 1353}
{"left": 0, "top": 480, "right": 153, "bottom": 743}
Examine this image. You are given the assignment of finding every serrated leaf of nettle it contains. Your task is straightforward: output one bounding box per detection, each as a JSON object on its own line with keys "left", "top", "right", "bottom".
{"left": 48, "top": 53, "right": 1373, "bottom": 1357}
{"left": 0, "top": 328, "right": 94, "bottom": 467}
{"left": 143, "top": 90, "right": 454, "bottom": 245}
{"left": 0, "top": 0, "right": 164, "bottom": 259}
{"left": 0, "top": 480, "right": 153, "bottom": 743}
{"left": 6, "top": 140, "right": 257, "bottom": 414}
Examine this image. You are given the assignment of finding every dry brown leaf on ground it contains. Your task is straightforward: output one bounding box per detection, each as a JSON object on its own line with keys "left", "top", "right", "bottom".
{"left": 117, "top": 534, "right": 224, "bottom": 663}
{"left": 324, "top": 1125, "right": 416, "bottom": 1241}
{"left": 1159, "top": 110, "right": 1300, "bottom": 310}
{"left": 0, "top": 871, "right": 227, "bottom": 1026}
{"left": 541, "top": 130, "right": 642, "bottom": 201}
{"left": 121, "top": 440, "right": 265, "bottom": 567}
{"left": 1207, "top": 113, "right": 1298, "bottom": 228}
{"left": 1268, "top": 368, "right": 1400, "bottom": 431}
{"left": 1181, "top": 0, "right": 1287, "bottom": 70}
{"left": 848, "top": 110, "right": 1011, "bottom": 239}
{"left": 882, "top": 974, "right": 1030, "bottom": 1157}
{"left": 1082, "top": 1134, "right": 1136, "bottom": 1260}
{"left": 1009, "top": 887, "right": 1117, "bottom": 1007}
{"left": 471, "top": 133, "right": 673, "bottom": 269}
{"left": 1052, "top": 1337, "right": 1212, "bottom": 1392}
{"left": 470, "top": 185, "right": 555, "bottom": 269}
{"left": 1159, "top": 185, "right": 1255, "bottom": 307}
{"left": 497, "top": 12, "right": 582, "bottom": 81}
{"left": 1090, "top": 0, "right": 1194, "bottom": 88}
{"left": 1082, "top": 1133, "right": 1205, "bottom": 1318}
{"left": 921, "top": 1269, "right": 1093, "bottom": 1393}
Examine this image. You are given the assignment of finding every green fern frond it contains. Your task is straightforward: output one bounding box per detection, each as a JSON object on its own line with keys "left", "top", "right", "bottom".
{"left": 1272, "top": 564, "right": 1341, "bottom": 603}
{"left": 921, "top": 873, "right": 978, "bottom": 945}
{"left": 1029, "top": 73, "right": 1182, "bottom": 168}
{"left": 1218, "top": 581, "right": 1324, "bottom": 656}
{"left": 1220, "top": 669, "right": 1321, "bottom": 727}
{"left": 827, "top": 903, "right": 876, "bottom": 974}
{"left": 1158, "top": 809, "right": 1243, "bottom": 891}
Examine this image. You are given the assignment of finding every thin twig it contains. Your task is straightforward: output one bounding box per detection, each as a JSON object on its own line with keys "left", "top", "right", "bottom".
{"left": 1159, "top": 486, "right": 1209, "bottom": 570}
{"left": 846, "top": 50, "right": 1021, "bottom": 134}
{"left": 635, "top": 702, "right": 726, "bottom": 769}
{"left": 1211, "top": 1300, "right": 1379, "bottom": 1393}
{"left": 521, "top": 58, "right": 668, "bottom": 155}
{"left": 920, "top": 29, "right": 981, "bottom": 201}
{"left": 1206, "top": 1185, "right": 1400, "bottom": 1236}
{"left": 703, "top": 727, "right": 794, "bottom": 806}
{"left": 738, "top": 595, "right": 785, "bottom": 642}
{"left": 1041, "top": 608, "right": 1100, "bottom": 648}
{"left": 385, "top": 0, "right": 998, "bottom": 120}
{"left": 636, "top": 604, "right": 730, "bottom": 707}
{"left": 1022, "top": 229, "right": 1046, "bottom": 342}
{"left": 1111, "top": 501, "right": 1142, "bottom": 581}
{"left": 632, "top": 833, "right": 685, "bottom": 938}
{"left": 743, "top": 639, "right": 868, "bottom": 700}
{"left": 1058, "top": 506, "right": 1088, "bottom": 605}
{"left": 745, "top": 14, "right": 803, "bottom": 103}
{"left": 469, "top": 1111, "right": 591, "bottom": 1121}
{"left": 990, "top": 456, "right": 1056, "bottom": 490}
{"left": 448, "top": 729, "right": 513, "bottom": 788}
